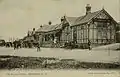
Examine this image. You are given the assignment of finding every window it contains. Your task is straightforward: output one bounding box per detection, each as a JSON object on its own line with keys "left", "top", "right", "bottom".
{"left": 97, "top": 21, "right": 108, "bottom": 28}
{"left": 81, "top": 26, "right": 84, "bottom": 29}
{"left": 45, "top": 35, "right": 47, "bottom": 41}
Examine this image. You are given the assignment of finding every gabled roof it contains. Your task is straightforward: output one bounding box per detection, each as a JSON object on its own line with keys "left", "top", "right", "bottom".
{"left": 24, "top": 36, "right": 34, "bottom": 41}
{"left": 36, "top": 9, "right": 117, "bottom": 33}
{"left": 65, "top": 9, "right": 117, "bottom": 26}
{"left": 36, "top": 23, "right": 62, "bottom": 32}
{"left": 75, "top": 10, "right": 101, "bottom": 25}
{"left": 65, "top": 10, "right": 101, "bottom": 26}
{"left": 65, "top": 17, "right": 78, "bottom": 26}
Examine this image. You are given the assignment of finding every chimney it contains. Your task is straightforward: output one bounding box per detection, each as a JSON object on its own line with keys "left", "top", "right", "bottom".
{"left": 32, "top": 28, "right": 35, "bottom": 35}
{"left": 40, "top": 25, "right": 42, "bottom": 28}
{"left": 61, "top": 16, "right": 65, "bottom": 22}
{"left": 27, "top": 31, "right": 30, "bottom": 36}
{"left": 33, "top": 28, "right": 35, "bottom": 31}
{"left": 86, "top": 4, "right": 91, "bottom": 15}
{"left": 48, "top": 21, "right": 52, "bottom": 25}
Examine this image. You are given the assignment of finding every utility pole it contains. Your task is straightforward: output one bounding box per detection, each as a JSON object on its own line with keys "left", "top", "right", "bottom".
{"left": 118, "top": 0, "right": 120, "bottom": 22}
{"left": 119, "top": 0, "right": 120, "bottom": 21}
{"left": 119, "top": 0, "right": 120, "bottom": 63}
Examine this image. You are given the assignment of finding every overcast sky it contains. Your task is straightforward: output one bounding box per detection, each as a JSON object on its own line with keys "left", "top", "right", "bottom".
{"left": 0, "top": 0, "right": 119, "bottom": 41}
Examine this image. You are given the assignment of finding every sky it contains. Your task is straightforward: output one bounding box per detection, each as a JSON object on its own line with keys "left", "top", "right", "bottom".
{"left": 0, "top": 0, "right": 119, "bottom": 41}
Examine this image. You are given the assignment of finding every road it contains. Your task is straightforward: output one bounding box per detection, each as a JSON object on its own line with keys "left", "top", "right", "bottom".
{"left": 0, "top": 47, "right": 120, "bottom": 63}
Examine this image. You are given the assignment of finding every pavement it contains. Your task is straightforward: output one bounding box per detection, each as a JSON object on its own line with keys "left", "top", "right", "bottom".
{"left": 92, "top": 43, "right": 120, "bottom": 50}
{"left": 0, "top": 47, "right": 120, "bottom": 64}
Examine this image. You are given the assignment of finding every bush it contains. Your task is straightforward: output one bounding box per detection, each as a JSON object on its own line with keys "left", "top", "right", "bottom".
{"left": 0, "top": 56, "right": 120, "bottom": 69}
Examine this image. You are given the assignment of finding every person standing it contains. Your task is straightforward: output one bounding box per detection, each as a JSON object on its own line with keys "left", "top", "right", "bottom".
{"left": 54, "top": 37, "right": 57, "bottom": 48}
{"left": 37, "top": 42, "right": 40, "bottom": 51}
{"left": 88, "top": 40, "right": 92, "bottom": 50}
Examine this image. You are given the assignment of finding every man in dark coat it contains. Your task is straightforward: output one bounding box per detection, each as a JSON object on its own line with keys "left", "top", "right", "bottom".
{"left": 37, "top": 42, "right": 40, "bottom": 51}
{"left": 13, "top": 41, "right": 17, "bottom": 50}
{"left": 88, "top": 40, "right": 92, "bottom": 50}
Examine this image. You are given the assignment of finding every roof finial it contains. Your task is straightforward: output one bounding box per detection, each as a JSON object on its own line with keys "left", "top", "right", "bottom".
{"left": 61, "top": 14, "right": 66, "bottom": 22}
{"left": 102, "top": 6, "right": 104, "bottom": 10}
{"left": 40, "top": 25, "right": 42, "bottom": 28}
{"left": 64, "top": 13, "right": 66, "bottom": 18}
{"left": 48, "top": 21, "right": 52, "bottom": 25}
{"left": 64, "top": 13, "right": 66, "bottom": 16}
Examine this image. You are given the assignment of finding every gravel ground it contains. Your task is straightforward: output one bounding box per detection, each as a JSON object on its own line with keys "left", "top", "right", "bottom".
{"left": 0, "top": 47, "right": 119, "bottom": 64}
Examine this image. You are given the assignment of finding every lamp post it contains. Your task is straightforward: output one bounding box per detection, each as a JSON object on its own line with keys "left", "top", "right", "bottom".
{"left": 119, "top": 0, "right": 120, "bottom": 64}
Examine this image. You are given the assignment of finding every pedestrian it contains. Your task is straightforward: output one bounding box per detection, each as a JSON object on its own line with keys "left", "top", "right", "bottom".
{"left": 54, "top": 37, "right": 57, "bottom": 47}
{"left": 88, "top": 40, "right": 92, "bottom": 50}
{"left": 37, "top": 42, "right": 40, "bottom": 51}
{"left": 13, "top": 41, "right": 16, "bottom": 50}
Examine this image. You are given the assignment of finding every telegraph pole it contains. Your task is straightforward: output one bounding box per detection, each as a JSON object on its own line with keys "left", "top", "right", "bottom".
{"left": 118, "top": 0, "right": 120, "bottom": 63}
{"left": 119, "top": 0, "right": 120, "bottom": 21}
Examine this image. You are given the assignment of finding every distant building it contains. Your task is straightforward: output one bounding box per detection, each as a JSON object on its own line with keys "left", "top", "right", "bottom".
{"left": 25, "top": 28, "right": 37, "bottom": 41}
{"left": 36, "top": 4, "right": 117, "bottom": 48}
{"left": 35, "top": 23, "right": 62, "bottom": 47}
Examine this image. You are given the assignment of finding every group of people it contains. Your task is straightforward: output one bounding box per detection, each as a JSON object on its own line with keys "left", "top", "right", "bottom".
{"left": 11, "top": 37, "right": 92, "bottom": 51}
{"left": 12, "top": 40, "right": 41, "bottom": 51}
